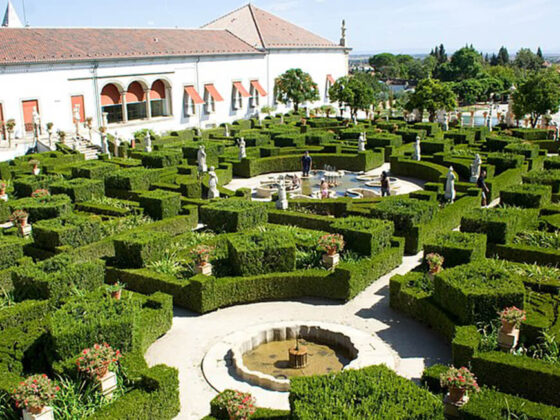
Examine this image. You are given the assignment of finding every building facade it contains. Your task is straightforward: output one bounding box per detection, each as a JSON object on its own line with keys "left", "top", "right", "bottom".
{"left": 0, "top": 3, "right": 349, "bottom": 144}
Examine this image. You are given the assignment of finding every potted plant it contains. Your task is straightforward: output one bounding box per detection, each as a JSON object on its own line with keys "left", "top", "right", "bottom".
{"left": 190, "top": 245, "right": 215, "bottom": 275}
{"left": 31, "top": 189, "right": 50, "bottom": 200}
{"left": 106, "top": 282, "right": 125, "bottom": 300}
{"left": 5, "top": 119, "right": 15, "bottom": 148}
{"left": 12, "top": 374, "right": 59, "bottom": 419}
{"left": 0, "top": 180, "right": 7, "bottom": 197}
{"left": 57, "top": 129, "right": 66, "bottom": 144}
{"left": 498, "top": 306, "right": 526, "bottom": 334}
{"left": 76, "top": 343, "right": 121, "bottom": 380}
{"left": 425, "top": 253, "right": 444, "bottom": 278}
{"left": 215, "top": 390, "right": 256, "bottom": 420}
{"left": 10, "top": 209, "right": 29, "bottom": 227}
{"left": 440, "top": 366, "right": 479, "bottom": 405}
{"left": 318, "top": 233, "right": 345, "bottom": 269}
{"left": 29, "top": 159, "right": 40, "bottom": 176}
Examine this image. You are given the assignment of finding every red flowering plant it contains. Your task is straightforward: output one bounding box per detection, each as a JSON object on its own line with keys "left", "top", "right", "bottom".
{"left": 498, "top": 306, "right": 526, "bottom": 328}
{"left": 76, "top": 343, "right": 121, "bottom": 380}
{"left": 440, "top": 366, "right": 480, "bottom": 394}
{"left": 425, "top": 253, "right": 444, "bottom": 274}
{"left": 190, "top": 244, "right": 215, "bottom": 266}
{"left": 0, "top": 180, "right": 7, "bottom": 191}
{"left": 12, "top": 374, "right": 59, "bottom": 414}
{"left": 10, "top": 209, "right": 28, "bottom": 226}
{"left": 31, "top": 189, "right": 50, "bottom": 200}
{"left": 215, "top": 390, "right": 256, "bottom": 420}
{"left": 317, "top": 234, "right": 345, "bottom": 255}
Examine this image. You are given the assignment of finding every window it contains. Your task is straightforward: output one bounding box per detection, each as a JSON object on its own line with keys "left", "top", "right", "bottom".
{"left": 204, "top": 91, "right": 216, "bottom": 114}
{"left": 101, "top": 83, "right": 122, "bottom": 124}
{"left": 232, "top": 82, "right": 250, "bottom": 111}
{"left": 126, "top": 82, "right": 147, "bottom": 121}
{"left": 183, "top": 85, "right": 204, "bottom": 117}
{"left": 150, "top": 80, "right": 167, "bottom": 118}
{"left": 249, "top": 85, "right": 259, "bottom": 108}
{"left": 326, "top": 75, "right": 335, "bottom": 101}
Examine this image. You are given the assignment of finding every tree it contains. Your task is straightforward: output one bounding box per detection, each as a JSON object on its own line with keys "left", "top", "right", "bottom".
{"left": 512, "top": 70, "right": 560, "bottom": 127}
{"left": 438, "top": 46, "right": 484, "bottom": 81}
{"left": 497, "top": 46, "right": 510, "bottom": 65}
{"left": 430, "top": 44, "right": 448, "bottom": 64}
{"left": 537, "top": 47, "right": 543, "bottom": 60}
{"left": 452, "top": 79, "right": 486, "bottom": 105}
{"left": 513, "top": 48, "right": 544, "bottom": 72}
{"left": 329, "top": 76, "right": 375, "bottom": 118}
{"left": 405, "top": 78, "right": 457, "bottom": 121}
{"left": 274, "top": 68, "right": 319, "bottom": 111}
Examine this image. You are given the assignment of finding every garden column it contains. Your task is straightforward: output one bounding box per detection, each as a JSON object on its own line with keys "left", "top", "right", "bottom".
{"left": 121, "top": 92, "right": 128, "bottom": 123}
{"left": 144, "top": 89, "right": 152, "bottom": 119}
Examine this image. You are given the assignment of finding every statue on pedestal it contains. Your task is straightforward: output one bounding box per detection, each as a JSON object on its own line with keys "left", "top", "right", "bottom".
{"left": 144, "top": 132, "right": 152, "bottom": 153}
{"left": 224, "top": 124, "right": 230, "bottom": 137}
{"left": 358, "top": 132, "right": 366, "bottom": 152}
{"left": 113, "top": 133, "right": 120, "bottom": 157}
{"left": 444, "top": 113, "right": 449, "bottom": 131}
{"left": 276, "top": 175, "right": 288, "bottom": 210}
{"left": 238, "top": 137, "right": 246, "bottom": 160}
{"left": 470, "top": 154, "right": 482, "bottom": 183}
{"left": 208, "top": 167, "right": 220, "bottom": 199}
{"left": 73, "top": 105, "right": 81, "bottom": 136}
{"left": 197, "top": 145, "right": 207, "bottom": 173}
{"left": 412, "top": 136, "right": 421, "bottom": 161}
{"left": 445, "top": 166, "right": 456, "bottom": 202}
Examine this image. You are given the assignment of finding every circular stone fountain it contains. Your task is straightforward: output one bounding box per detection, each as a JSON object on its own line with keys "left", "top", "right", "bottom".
{"left": 202, "top": 322, "right": 396, "bottom": 394}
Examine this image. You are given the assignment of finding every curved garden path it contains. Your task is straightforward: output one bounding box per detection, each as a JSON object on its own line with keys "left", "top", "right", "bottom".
{"left": 145, "top": 250, "right": 451, "bottom": 419}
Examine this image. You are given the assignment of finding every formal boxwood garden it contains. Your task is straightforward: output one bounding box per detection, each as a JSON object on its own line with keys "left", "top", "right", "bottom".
{"left": 0, "top": 116, "right": 558, "bottom": 419}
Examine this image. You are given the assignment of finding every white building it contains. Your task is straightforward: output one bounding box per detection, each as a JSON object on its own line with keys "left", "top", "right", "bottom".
{"left": 0, "top": 3, "right": 349, "bottom": 144}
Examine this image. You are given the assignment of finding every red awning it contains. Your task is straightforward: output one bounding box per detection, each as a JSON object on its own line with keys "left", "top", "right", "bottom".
{"left": 250, "top": 80, "right": 267, "bottom": 97}
{"left": 184, "top": 86, "right": 204, "bottom": 104}
{"left": 327, "top": 74, "right": 335, "bottom": 84}
{"left": 233, "top": 81, "right": 251, "bottom": 98}
{"left": 205, "top": 84, "right": 224, "bottom": 102}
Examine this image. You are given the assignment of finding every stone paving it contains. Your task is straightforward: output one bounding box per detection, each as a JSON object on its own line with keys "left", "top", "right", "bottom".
{"left": 145, "top": 250, "right": 451, "bottom": 419}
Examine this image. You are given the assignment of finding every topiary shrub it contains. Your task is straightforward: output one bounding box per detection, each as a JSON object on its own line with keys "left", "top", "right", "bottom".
{"left": 370, "top": 197, "right": 438, "bottom": 233}
{"left": 499, "top": 184, "right": 552, "bottom": 208}
{"left": 522, "top": 169, "right": 560, "bottom": 194}
{"left": 423, "top": 231, "right": 486, "bottom": 268}
{"left": 70, "top": 161, "right": 115, "bottom": 180}
{"left": 105, "top": 167, "right": 161, "bottom": 191}
{"left": 138, "top": 190, "right": 181, "bottom": 220}
{"left": 228, "top": 229, "right": 296, "bottom": 276}
{"left": 0, "top": 236, "right": 25, "bottom": 270}
{"left": 114, "top": 230, "right": 170, "bottom": 268}
{"left": 486, "top": 153, "right": 524, "bottom": 174}
{"left": 200, "top": 200, "right": 268, "bottom": 232}
{"left": 504, "top": 142, "right": 540, "bottom": 159}
{"left": 330, "top": 216, "right": 394, "bottom": 256}
{"left": 9, "top": 194, "right": 72, "bottom": 222}
{"left": 141, "top": 150, "right": 183, "bottom": 168}
{"left": 289, "top": 365, "right": 443, "bottom": 419}
{"left": 461, "top": 207, "right": 538, "bottom": 244}
{"left": 433, "top": 259, "right": 525, "bottom": 324}
{"left": 32, "top": 214, "right": 103, "bottom": 250}
{"left": 50, "top": 178, "right": 105, "bottom": 202}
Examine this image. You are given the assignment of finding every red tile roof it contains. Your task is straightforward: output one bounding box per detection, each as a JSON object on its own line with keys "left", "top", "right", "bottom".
{"left": 0, "top": 28, "right": 263, "bottom": 65}
{"left": 203, "top": 4, "right": 343, "bottom": 50}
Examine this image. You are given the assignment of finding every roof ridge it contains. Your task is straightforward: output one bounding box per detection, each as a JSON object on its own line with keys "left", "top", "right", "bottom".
{"left": 201, "top": 3, "right": 250, "bottom": 29}
{"left": 247, "top": 3, "right": 266, "bottom": 49}
{"left": 223, "top": 28, "right": 262, "bottom": 52}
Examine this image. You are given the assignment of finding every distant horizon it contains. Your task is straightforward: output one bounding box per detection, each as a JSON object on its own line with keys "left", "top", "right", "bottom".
{"left": 350, "top": 49, "right": 560, "bottom": 58}
{"left": 2, "top": 0, "right": 559, "bottom": 53}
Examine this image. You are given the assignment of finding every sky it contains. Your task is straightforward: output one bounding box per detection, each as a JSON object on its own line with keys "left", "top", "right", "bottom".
{"left": 4, "top": 0, "right": 560, "bottom": 54}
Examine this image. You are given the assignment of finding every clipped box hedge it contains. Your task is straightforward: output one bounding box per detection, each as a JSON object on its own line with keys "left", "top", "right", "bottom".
{"left": 141, "top": 149, "right": 183, "bottom": 168}
{"left": 228, "top": 230, "right": 296, "bottom": 276}
{"left": 499, "top": 184, "right": 552, "bottom": 208}
{"left": 330, "top": 216, "right": 393, "bottom": 256}
{"left": 200, "top": 199, "right": 267, "bottom": 232}
{"left": 105, "top": 167, "right": 161, "bottom": 191}
{"left": 32, "top": 214, "right": 103, "bottom": 250}
{"left": 423, "top": 231, "right": 486, "bottom": 268}
{"left": 486, "top": 152, "right": 525, "bottom": 174}
{"left": 70, "top": 160, "right": 115, "bottom": 179}
{"left": 10, "top": 194, "right": 72, "bottom": 222}
{"left": 50, "top": 177, "right": 105, "bottom": 202}
{"left": 138, "top": 189, "right": 181, "bottom": 220}
{"left": 461, "top": 207, "right": 538, "bottom": 244}
{"left": 0, "top": 236, "right": 25, "bottom": 270}
{"left": 114, "top": 230, "right": 170, "bottom": 268}
{"left": 433, "top": 259, "right": 525, "bottom": 324}
{"left": 289, "top": 365, "right": 443, "bottom": 419}
{"left": 522, "top": 169, "right": 560, "bottom": 193}
{"left": 12, "top": 174, "right": 62, "bottom": 198}
{"left": 370, "top": 197, "right": 438, "bottom": 233}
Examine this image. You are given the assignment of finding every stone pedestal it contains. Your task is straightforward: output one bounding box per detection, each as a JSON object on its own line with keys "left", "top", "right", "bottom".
{"left": 498, "top": 328, "right": 519, "bottom": 351}
{"left": 289, "top": 346, "right": 308, "bottom": 368}
{"left": 276, "top": 199, "right": 288, "bottom": 210}
{"left": 444, "top": 394, "right": 469, "bottom": 417}
{"left": 19, "top": 224, "right": 32, "bottom": 237}
{"left": 0, "top": 194, "right": 7, "bottom": 202}
{"left": 322, "top": 253, "right": 340, "bottom": 270}
{"left": 195, "top": 263, "right": 213, "bottom": 276}
{"left": 32, "top": 168, "right": 41, "bottom": 176}
{"left": 23, "top": 406, "right": 54, "bottom": 420}
{"left": 470, "top": 176, "right": 478, "bottom": 183}
{"left": 97, "top": 371, "right": 117, "bottom": 399}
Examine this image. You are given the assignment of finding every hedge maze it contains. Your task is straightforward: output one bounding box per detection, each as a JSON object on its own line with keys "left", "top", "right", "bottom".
{"left": 0, "top": 111, "right": 559, "bottom": 418}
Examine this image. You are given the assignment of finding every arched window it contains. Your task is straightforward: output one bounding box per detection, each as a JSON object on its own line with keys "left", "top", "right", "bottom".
{"left": 126, "top": 81, "right": 147, "bottom": 120}
{"left": 150, "top": 80, "right": 168, "bottom": 117}
{"left": 101, "top": 84, "right": 122, "bottom": 124}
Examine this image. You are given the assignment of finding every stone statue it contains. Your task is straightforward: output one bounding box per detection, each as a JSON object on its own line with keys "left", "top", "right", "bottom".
{"left": 207, "top": 166, "right": 220, "bottom": 199}
{"left": 224, "top": 125, "right": 230, "bottom": 137}
{"left": 470, "top": 154, "right": 482, "bottom": 183}
{"left": 444, "top": 113, "right": 449, "bottom": 131}
{"left": 32, "top": 107, "right": 41, "bottom": 138}
{"left": 553, "top": 122, "right": 559, "bottom": 141}
{"left": 196, "top": 127, "right": 202, "bottom": 137}
{"left": 412, "top": 136, "right": 421, "bottom": 161}
{"left": 197, "top": 145, "right": 207, "bottom": 173}
{"left": 113, "top": 132, "right": 120, "bottom": 157}
{"left": 280, "top": 114, "right": 285, "bottom": 124}
{"left": 488, "top": 105, "right": 494, "bottom": 132}
{"left": 445, "top": 166, "right": 456, "bottom": 202}
{"left": 305, "top": 106, "right": 310, "bottom": 119}
{"left": 352, "top": 114, "right": 357, "bottom": 126}
{"left": 144, "top": 132, "right": 152, "bottom": 153}
{"left": 358, "top": 132, "right": 366, "bottom": 152}
{"left": 276, "top": 175, "right": 288, "bottom": 210}
{"left": 238, "top": 137, "right": 246, "bottom": 160}
{"left": 73, "top": 105, "right": 81, "bottom": 135}
{"left": 101, "top": 133, "right": 110, "bottom": 159}
{"left": 339, "top": 19, "right": 346, "bottom": 47}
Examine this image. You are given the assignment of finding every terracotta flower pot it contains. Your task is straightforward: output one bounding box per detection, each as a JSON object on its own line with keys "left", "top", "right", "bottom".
{"left": 111, "top": 290, "right": 122, "bottom": 300}
{"left": 429, "top": 266, "right": 442, "bottom": 275}
{"left": 0, "top": 188, "right": 5, "bottom": 196}
{"left": 27, "top": 405, "right": 44, "bottom": 415}
{"left": 19, "top": 216, "right": 28, "bottom": 227}
{"left": 501, "top": 319, "right": 516, "bottom": 334}
{"left": 95, "top": 365, "right": 109, "bottom": 380}
{"left": 448, "top": 387, "right": 467, "bottom": 403}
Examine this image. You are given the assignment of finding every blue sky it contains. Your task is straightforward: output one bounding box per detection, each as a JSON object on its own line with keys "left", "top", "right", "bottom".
{"left": 6, "top": 0, "right": 560, "bottom": 54}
